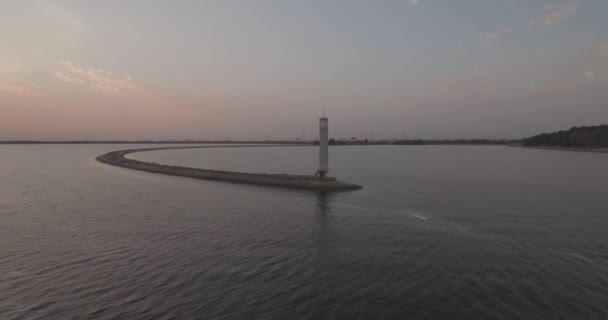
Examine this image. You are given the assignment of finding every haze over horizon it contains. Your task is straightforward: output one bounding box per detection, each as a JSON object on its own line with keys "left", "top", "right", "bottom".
{"left": 2, "top": 0, "right": 607, "bottom": 141}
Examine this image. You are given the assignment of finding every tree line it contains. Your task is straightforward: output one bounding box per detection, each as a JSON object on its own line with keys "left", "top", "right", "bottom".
{"left": 522, "top": 125, "right": 608, "bottom": 148}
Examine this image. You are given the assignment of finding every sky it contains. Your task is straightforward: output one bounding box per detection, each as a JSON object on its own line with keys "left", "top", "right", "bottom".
{"left": 1, "top": 0, "right": 607, "bottom": 140}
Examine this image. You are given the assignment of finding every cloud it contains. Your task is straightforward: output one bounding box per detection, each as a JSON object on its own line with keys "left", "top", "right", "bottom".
{"left": 0, "top": 2, "right": 86, "bottom": 100}
{"left": 481, "top": 1, "right": 580, "bottom": 45}
{"left": 0, "top": 79, "right": 46, "bottom": 97}
{"left": 482, "top": 32, "right": 498, "bottom": 44}
{"left": 0, "top": 58, "right": 46, "bottom": 97}
{"left": 600, "top": 43, "right": 608, "bottom": 57}
{"left": 408, "top": 0, "right": 418, "bottom": 5}
{"left": 585, "top": 71, "right": 596, "bottom": 81}
{"left": 54, "top": 61, "right": 146, "bottom": 96}
{"left": 527, "top": 0, "right": 580, "bottom": 31}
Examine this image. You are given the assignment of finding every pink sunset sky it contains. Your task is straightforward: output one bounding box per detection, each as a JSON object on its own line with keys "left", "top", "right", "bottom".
{"left": 1, "top": 0, "right": 608, "bottom": 140}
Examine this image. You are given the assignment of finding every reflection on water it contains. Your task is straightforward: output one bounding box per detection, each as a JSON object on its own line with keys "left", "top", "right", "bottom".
{"left": 313, "top": 192, "right": 333, "bottom": 268}
{"left": 316, "top": 192, "right": 331, "bottom": 216}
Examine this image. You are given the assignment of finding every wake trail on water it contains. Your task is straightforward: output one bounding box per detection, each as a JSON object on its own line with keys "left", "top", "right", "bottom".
{"left": 332, "top": 202, "right": 431, "bottom": 221}
{"left": 331, "top": 202, "right": 482, "bottom": 237}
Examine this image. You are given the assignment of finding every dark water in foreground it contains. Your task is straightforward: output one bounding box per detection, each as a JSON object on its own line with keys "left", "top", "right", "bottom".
{"left": 2, "top": 145, "right": 608, "bottom": 319}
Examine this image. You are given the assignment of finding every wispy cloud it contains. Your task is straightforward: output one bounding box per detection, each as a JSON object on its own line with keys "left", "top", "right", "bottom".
{"left": 0, "top": 79, "right": 46, "bottom": 97}
{"left": 600, "top": 42, "right": 608, "bottom": 57}
{"left": 408, "top": 0, "right": 419, "bottom": 5}
{"left": 482, "top": 32, "right": 498, "bottom": 45}
{"left": 54, "top": 61, "right": 146, "bottom": 96}
{"left": 481, "top": 1, "right": 581, "bottom": 44}
{"left": 0, "top": 59, "right": 46, "bottom": 97}
{"left": 527, "top": 0, "right": 580, "bottom": 31}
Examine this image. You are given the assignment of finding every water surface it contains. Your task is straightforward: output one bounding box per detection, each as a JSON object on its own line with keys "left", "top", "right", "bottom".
{"left": 2, "top": 145, "right": 608, "bottom": 319}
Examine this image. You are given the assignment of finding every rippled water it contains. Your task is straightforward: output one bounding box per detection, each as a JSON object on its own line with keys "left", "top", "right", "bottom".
{"left": 2, "top": 144, "right": 608, "bottom": 319}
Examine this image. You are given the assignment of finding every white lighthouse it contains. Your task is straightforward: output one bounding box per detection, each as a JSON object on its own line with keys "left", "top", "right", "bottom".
{"left": 316, "top": 116, "right": 329, "bottom": 178}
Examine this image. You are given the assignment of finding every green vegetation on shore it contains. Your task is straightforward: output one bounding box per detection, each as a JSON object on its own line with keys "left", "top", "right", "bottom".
{"left": 522, "top": 125, "right": 608, "bottom": 148}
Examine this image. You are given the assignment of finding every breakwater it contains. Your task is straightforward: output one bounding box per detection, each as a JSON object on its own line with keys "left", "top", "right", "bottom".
{"left": 96, "top": 146, "right": 362, "bottom": 192}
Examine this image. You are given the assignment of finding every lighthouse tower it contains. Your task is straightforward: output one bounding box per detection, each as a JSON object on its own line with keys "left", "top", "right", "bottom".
{"left": 316, "top": 116, "right": 329, "bottom": 178}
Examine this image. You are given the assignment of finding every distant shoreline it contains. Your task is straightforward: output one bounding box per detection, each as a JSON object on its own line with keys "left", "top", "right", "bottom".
{"left": 512, "top": 145, "right": 608, "bottom": 153}
{"left": 96, "top": 145, "right": 362, "bottom": 192}
{"left": 0, "top": 141, "right": 311, "bottom": 145}
{"left": 0, "top": 139, "right": 515, "bottom": 146}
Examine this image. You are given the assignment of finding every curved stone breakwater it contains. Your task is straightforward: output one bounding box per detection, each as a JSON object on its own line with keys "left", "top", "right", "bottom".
{"left": 96, "top": 145, "right": 362, "bottom": 192}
